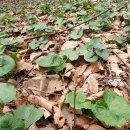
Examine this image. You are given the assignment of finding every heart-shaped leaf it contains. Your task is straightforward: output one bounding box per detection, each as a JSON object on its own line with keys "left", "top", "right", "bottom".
{"left": 0, "top": 55, "right": 15, "bottom": 76}
{"left": 0, "top": 82, "right": 16, "bottom": 103}
{"left": 65, "top": 91, "right": 91, "bottom": 109}
{"left": 84, "top": 51, "right": 98, "bottom": 63}
{"left": 0, "top": 113, "right": 25, "bottom": 130}
{"left": 15, "top": 105, "right": 44, "bottom": 129}
{"left": 70, "top": 29, "right": 83, "bottom": 40}
{"left": 59, "top": 50, "right": 79, "bottom": 61}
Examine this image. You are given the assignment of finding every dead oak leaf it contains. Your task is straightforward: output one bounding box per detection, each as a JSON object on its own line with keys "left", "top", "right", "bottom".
{"left": 88, "top": 124, "right": 106, "bottom": 130}
{"left": 76, "top": 116, "right": 92, "bottom": 129}
{"left": 83, "top": 62, "right": 103, "bottom": 79}
{"left": 110, "top": 63, "right": 124, "bottom": 76}
{"left": 17, "top": 60, "right": 34, "bottom": 71}
{"left": 85, "top": 74, "right": 99, "bottom": 94}
{"left": 61, "top": 41, "right": 79, "bottom": 50}
{"left": 62, "top": 106, "right": 74, "bottom": 130}
{"left": 47, "top": 78, "right": 66, "bottom": 94}
{"left": 53, "top": 106, "right": 65, "bottom": 128}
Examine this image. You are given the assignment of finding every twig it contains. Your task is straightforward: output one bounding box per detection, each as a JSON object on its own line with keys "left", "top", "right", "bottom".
{"left": 112, "top": 50, "right": 130, "bottom": 70}
{"left": 58, "top": 8, "right": 112, "bottom": 34}
{"left": 24, "top": 5, "right": 127, "bottom": 41}
{"left": 73, "top": 86, "right": 76, "bottom": 130}
{"left": 15, "top": 66, "right": 34, "bottom": 87}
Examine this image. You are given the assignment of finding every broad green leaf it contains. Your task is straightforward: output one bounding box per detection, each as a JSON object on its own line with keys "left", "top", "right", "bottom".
{"left": 124, "top": 25, "right": 130, "bottom": 32}
{"left": 16, "top": 38, "right": 24, "bottom": 43}
{"left": 123, "top": 13, "right": 130, "bottom": 20}
{"left": 0, "top": 55, "right": 15, "bottom": 76}
{"left": 29, "top": 37, "right": 48, "bottom": 49}
{"left": 127, "top": 80, "right": 130, "bottom": 87}
{"left": 0, "top": 82, "right": 16, "bottom": 103}
{"left": 89, "top": 21, "right": 102, "bottom": 31}
{"left": 65, "top": 91, "right": 91, "bottom": 109}
{"left": 91, "top": 90, "right": 130, "bottom": 128}
{"left": 107, "top": 35, "right": 126, "bottom": 44}
{"left": 89, "top": 37, "right": 107, "bottom": 49}
{"left": 55, "top": 18, "right": 66, "bottom": 25}
{"left": 59, "top": 50, "right": 79, "bottom": 61}
{"left": 36, "top": 52, "right": 64, "bottom": 67}
{"left": 33, "top": 22, "right": 47, "bottom": 31}
{"left": 0, "top": 38, "right": 16, "bottom": 45}
{"left": 95, "top": 49, "right": 109, "bottom": 60}
{"left": 15, "top": 105, "right": 44, "bottom": 129}
{"left": 84, "top": 51, "right": 98, "bottom": 63}
{"left": 0, "top": 45, "right": 5, "bottom": 54}
{"left": 49, "top": 62, "right": 66, "bottom": 72}
{"left": 0, "top": 113, "right": 25, "bottom": 130}
{"left": 70, "top": 29, "right": 83, "bottom": 40}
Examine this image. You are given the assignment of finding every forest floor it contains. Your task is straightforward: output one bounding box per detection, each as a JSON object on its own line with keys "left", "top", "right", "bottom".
{"left": 0, "top": 0, "right": 130, "bottom": 130}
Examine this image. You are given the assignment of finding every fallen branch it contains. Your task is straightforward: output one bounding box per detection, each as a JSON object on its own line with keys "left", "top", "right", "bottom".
{"left": 112, "top": 50, "right": 130, "bottom": 70}
{"left": 24, "top": 7, "right": 112, "bottom": 41}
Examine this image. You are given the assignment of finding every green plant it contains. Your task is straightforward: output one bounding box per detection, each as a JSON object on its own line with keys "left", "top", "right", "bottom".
{"left": 59, "top": 50, "right": 79, "bottom": 61}
{"left": 29, "top": 37, "right": 48, "bottom": 49}
{"left": 0, "top": 82, "right": 16, "bottom": 103}
{"left": 65, "top": 90, "right": 130, "bottom": 128}
{"left": 35, "top": 52, "right": 66, "bottom": 72}
{"left": 0, "top": 55, "right": 15, "bottom": 76}
{"left": 78, "top": 37, "right": 109, "bottom": 63}
{"left": 70, "top": 28, "right": 83, "bottom": 40}
{"left": 0, "top": 105, "right": 44, "bottom": 130}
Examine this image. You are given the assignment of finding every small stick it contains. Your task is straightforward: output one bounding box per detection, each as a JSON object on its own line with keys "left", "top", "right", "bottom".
{"left": 112, "top": 50, "right": 130, "bottom": 70}
{"left": 73, "top": 86, "right": 76, "bottom": 130}
{"left": 15, "top": 66, "right": 34, "bottom": 87}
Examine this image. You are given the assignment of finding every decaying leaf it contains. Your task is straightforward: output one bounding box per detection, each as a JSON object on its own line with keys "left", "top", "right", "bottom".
{"left": 61, "top": 41, "right": 79, "bottom": 50}
{"left": 88, "top": 124, "right": 106, "bottom": 130}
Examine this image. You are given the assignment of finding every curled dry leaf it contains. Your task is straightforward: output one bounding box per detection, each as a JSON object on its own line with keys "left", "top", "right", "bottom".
{"left": 87, "top": 124, "right": 106, "bottom": 130}
{"left": 53, "top": 106, "right": 65, "bottom": 128}
{"left": 86, "top": 91, "right": 104, "bottom": 101}
{"left": 83, "top": 62, "right": 103, "bottom": 79}
{"left": 61, "top": 41, "right": 79, "bottom": 50}
{"left": 110, "top": 63, "right": 124, "bottom": 76}
{"left": 59, "top": 125, "right": 69, "bottom": 130}
{"left": 58, "top": 89, "right": 69, "bottom": 109}
{"left": 2, "top": 106, "right": 12, "bottom": 113}
{"left": 85, "top": 74, "right": 99, "bottom": 94}
{"left": 64, "top": 63, "right": 75, "bottom": 77}
{"left": 28, "top": 95, "right": 56, "bottom": 112}
{"left": 76, "top": 116, "right": 92, "bottom": 129}
{"left": 40, "top": 107, "right": 51, "bottom": 119}
{"left": 62, "top": 106, "right": 74, "bottom": 130}
{"left": 30, "top": 52, "right": 42, "bottom": 62}
{"left": 17, "top": 60, "right": 34, "bottom": 71}
{"left": 47, "top": 78, "right": 66, "bottom": 94}
{"left": 73, "top": 64, "right": 87, "bottom": 83}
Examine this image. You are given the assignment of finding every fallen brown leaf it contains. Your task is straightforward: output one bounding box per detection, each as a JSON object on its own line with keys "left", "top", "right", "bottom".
{"left": 61, "top": 41, "right": 79, "bottom": 50}
{"left": 87, "top": 124, "right": 106, "bottom": 130}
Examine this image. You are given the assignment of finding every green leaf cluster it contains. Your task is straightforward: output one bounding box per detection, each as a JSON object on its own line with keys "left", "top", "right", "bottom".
{"left": 35, "top": 52, "right": 66, "bottom": 72}
{"left": 0, "top": 55, "right": 15, "bottom": 76}
{"left": 29, "top": 37, "right": 48, "bottom": 49}
{"left": 65, "top": 90, "right": 130, "bottom": 128}
{"left": 0, "top": 105, "right": 44, "bottom": 130}
{"left": 0, "top": 82, "right": 16, "bottom": 103}
{"left": 78, "top": 37, "right": 109, "bottom": 62}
